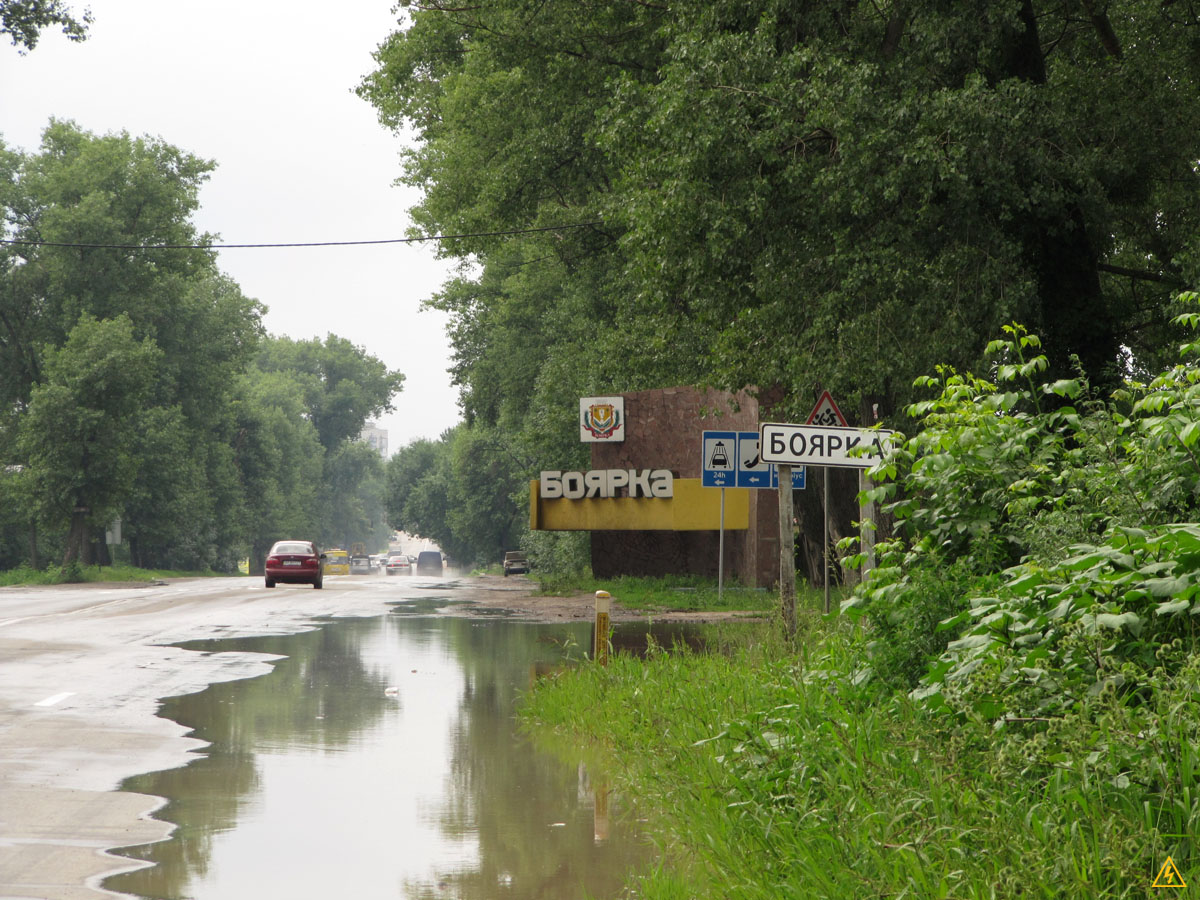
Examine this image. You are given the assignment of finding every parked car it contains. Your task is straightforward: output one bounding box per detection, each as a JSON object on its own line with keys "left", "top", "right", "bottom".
{"left": 385, "top": 555, "right": 412, "bottom": 576}
{"left": 503, "top": 551, "right": 530, "bottom": 576}
{"left": 264, "top": 540, "right": 324, "bottom": 589}
{"left": 350, "top": 555, "right": 372, "bottom": 575}
{"left": 323, "top": 549, "right": 350, "bottom": 576}
{"left": 415, "top": 551, "right": 443, "bottom": 576}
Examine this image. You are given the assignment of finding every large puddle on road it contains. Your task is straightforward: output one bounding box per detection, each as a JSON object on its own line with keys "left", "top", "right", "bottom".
{"left": 104, "top": 613, "right": 696, "bottom": 900}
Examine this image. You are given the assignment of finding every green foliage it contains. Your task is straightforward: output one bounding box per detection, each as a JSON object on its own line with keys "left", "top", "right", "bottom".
{"left": 520, "top": 530, "right": 591, "bottom": 585}
{"left": 820, "top": 309, "right": 1200, "bottom": 896}
{"left": 1, "top": 0, "right": 90, "bottom": 51}
{"left": 18, "top": 313, "right": 160, "bottom": 528}
{"left": 385, "top": 434, "right": 455, "bottom": 551}
{"left": 530, "top": 571, "right": 785, "bottom": 615}
{"left": 320, "top": 439, "right": 388, "bottom": 551}
{"left": 0, "top": 122, "right": 400, "bottom": 573}
{"left": 255, "top": 335, "right": 403, "bottom": 452}
{"left": 850, "top": 304, "right": 1200, "bottom": 696}
{"left": 363, "top": 0, "right": 1200, "bottom": 429}
{"left": 384, "top": 423, "right": 526, "bottom": 565}
{"left": 916, "top": 524, "right": 1200, "bottom": 716}
{"left": 522, "top": 619, "right": 1192, "bottom": 898}
{"left": 857, "top": 559, "right": 990, "bottom": 692}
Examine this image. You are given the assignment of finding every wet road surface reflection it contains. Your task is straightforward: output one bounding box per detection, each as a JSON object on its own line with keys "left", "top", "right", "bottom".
{"left": 106, "top": 615, "right": 654, "bottom": 900}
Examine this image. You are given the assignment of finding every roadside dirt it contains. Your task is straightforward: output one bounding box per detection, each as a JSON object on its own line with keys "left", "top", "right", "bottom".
{"left": 453, "top": 573, "right": 768, "bottom": 624}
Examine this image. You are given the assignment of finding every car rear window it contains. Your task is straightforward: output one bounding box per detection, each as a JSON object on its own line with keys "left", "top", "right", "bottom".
{"left": 272, "top": 542, "right": 312, "bottom": 555}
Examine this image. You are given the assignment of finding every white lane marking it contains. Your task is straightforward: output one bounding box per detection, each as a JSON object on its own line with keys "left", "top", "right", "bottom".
{"left": 34, "top": 691, "right": 75, "bottom": 707}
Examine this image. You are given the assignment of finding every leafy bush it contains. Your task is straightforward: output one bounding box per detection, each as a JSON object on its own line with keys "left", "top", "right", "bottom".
{"left": 840, "top": 299, "right": 1200, "bottom": 877}
{"left": 522, "top": 529, "right": 591, "bottom": 590}
{"left": 848, "top": 302, "right": 1200, "bottom": 695}
{"left": 916, "top": 524, "right": 1200, "bottom": 717}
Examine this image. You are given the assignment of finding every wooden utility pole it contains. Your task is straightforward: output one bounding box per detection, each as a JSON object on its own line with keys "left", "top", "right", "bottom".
{"left": 778, "top": 464, "right": 797, "bottom": 637}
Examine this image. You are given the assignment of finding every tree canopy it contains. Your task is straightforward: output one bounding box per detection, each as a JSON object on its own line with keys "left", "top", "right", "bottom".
{"left": 363, "top": 0, "right": 1200, "bottom": 425}
{"left": 357, "top": 0, "right": 1200, "bottom": 571}
{"left": 0, "top": 121, "right": 402, "bottom": 571}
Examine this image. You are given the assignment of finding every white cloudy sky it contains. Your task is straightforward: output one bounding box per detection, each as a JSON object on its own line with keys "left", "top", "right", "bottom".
{"left": 0, "top": 0, "right": 463, "bottom": 451}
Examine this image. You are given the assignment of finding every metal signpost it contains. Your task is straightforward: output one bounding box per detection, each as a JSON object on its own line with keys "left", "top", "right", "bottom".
{"left": 702, "top": 431, "right": 805, "bottom": 603}
{"left": 761, "top": 402, "right": 894, "bottom": 613}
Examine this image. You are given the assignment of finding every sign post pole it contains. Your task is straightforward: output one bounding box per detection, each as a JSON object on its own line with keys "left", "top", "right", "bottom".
{"left": 718, "top": 486, "right": 726, "bottom": 607}
{"left": 702, "top": 430, "right": 804, "bottom": 630}
{"left": 823, "top": 467, "right": 831, "bottom": 614}
{"left": 778, "top": 464, "right": 797, "bottom": 637}
{"left": 763, "top": 393, "right": 893, "bottom": 619}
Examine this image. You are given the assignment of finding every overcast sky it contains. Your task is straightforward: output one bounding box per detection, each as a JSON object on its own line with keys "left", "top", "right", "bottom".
{"left": 0, "top": 0, "right": 463, "bottom": 453}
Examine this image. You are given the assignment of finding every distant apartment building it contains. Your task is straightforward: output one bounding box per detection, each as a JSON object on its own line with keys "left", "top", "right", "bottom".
{"left": 360, "top": 421, "right": 388, "bottom": 459}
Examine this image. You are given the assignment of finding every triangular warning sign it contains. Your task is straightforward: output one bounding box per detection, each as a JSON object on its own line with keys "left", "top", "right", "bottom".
{"left": 806, "top": 390, "right": 849, "bottom": 427}
{"left": 1153, "top": 857, "right": 1187, "bottom": 888}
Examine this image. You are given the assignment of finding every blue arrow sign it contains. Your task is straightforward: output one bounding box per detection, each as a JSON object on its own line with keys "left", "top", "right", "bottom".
{"left": 701, "top": 431, "right": 738, "bottom": 487}
{"left": 703, "top": 431, "right": 805, "bottom": 489}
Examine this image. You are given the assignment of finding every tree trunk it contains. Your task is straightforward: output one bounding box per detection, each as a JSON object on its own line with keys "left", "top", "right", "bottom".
{"left": 250, "top": 541, "right": 270, "bottom": 576}
{"left": 1000, "top": 0, "right": 1119, "bottom": 389}
{"left": 63, "top": 509, "right": 91, "bottom": 566}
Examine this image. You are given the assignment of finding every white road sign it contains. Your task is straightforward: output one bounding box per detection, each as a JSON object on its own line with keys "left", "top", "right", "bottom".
{"left": 759, "top": 422, "right": 894, "bottom": 470}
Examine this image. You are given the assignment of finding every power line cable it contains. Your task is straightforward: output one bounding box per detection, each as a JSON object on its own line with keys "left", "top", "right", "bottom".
{"left": 0, "top": 220, "right": 604, "bottom": 251}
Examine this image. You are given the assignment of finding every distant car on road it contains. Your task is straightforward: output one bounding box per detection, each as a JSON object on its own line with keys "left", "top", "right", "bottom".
{"left": 503, "top": 551, "right": 530, "bottom": 576}
{"left": 350, "top": 555, "right": 372, "bottom": 575}
{"left": 264, "top": 540, "right": 324, "bottom": 589}
{"left": 415, "top": 551, "right": 443, "bottom": 576}
{"left": 385, "top": 555, "right": 412, "bottom": 576}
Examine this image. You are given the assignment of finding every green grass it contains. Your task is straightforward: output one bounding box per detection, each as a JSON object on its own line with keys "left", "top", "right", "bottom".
{"left": 520, "top": 615, "right": 1192, "bottom": 899}
{"left": 533, "top": 572, "right": 848, "bottom": 615}
{"left": 0, "top": 562, "right": 238, "bottom": 587}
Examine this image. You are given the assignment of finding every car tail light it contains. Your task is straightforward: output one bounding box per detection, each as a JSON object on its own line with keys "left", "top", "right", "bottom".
{"left": 304, "top": 557, "right": 318, "bottom": 567}
{"left": 266, "top": 556, "right": 279, "bottom": 566}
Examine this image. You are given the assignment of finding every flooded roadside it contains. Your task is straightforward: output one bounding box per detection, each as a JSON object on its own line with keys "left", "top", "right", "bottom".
{"left": 104, "top": 613, "right": 657, "bottom": 900}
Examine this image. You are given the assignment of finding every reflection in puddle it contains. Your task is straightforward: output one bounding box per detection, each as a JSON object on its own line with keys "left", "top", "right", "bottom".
{"left": 386, "top": 597, "right": 514, "bottom": 617}
{"left": 105, "top": 616, "right": 654, "bottom": 900}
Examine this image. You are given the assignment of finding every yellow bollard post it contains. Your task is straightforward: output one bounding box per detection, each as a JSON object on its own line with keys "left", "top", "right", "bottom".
{"left": 594, "top": 590, "right": 611, "bottom": 666}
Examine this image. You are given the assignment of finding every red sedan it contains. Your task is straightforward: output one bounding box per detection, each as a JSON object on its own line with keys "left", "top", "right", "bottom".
{"left": 265, "top": 540, "right": 324, "bottom": 589}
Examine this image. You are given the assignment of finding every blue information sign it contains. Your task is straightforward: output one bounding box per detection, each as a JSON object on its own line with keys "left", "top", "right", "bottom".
{"left": 701, "top": 431, "right": 738, "bottom": 487}
{"left": 702, "top": 431, "right": 804, "bottom": 489}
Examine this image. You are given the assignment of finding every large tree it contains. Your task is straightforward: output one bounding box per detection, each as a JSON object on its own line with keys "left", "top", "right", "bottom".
{"left": 0, "top": 120, "right": 225, "bottom": 416}
{"left": 363, "top": 0, "right": 1200, "bottom": 425}
{"left": 18, "top": 314, "right": 159, "bottom": 564}
{"left": 255, "top": 334, "right": 404, "bottom": 451}
{"left": 0, "top": 122, "right": 271, "bottom": 570}
{"left": 0, "top": 122, "right": 405, "bottom": 573}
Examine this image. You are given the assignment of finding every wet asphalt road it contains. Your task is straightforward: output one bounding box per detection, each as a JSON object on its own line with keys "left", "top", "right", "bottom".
{"left": 0, "top": 572, "right": 464, "bottom": 900}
